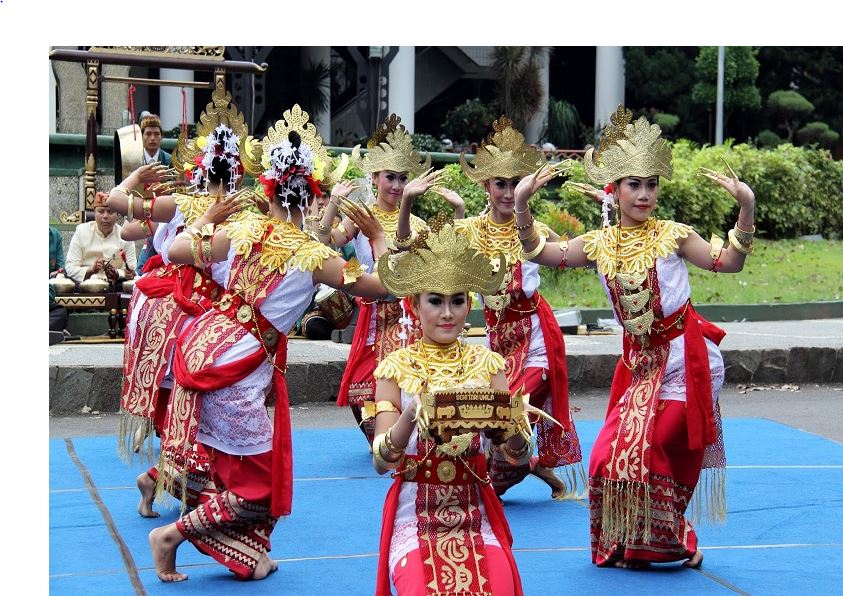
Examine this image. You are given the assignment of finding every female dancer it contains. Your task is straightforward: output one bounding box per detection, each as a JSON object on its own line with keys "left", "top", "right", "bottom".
{"left": 372, "top": 217, "right": 529, "bottom": 595}
{"left": 513, "top": 105, "right": 755, "bottom": 568}
{"left": 321, "top": 114, "right": 453, "bottom": 447}
{"left": 396, "top": 117, "right": 583, "bottom": 500}
{"left": 107, "top": 87, "right": 259, "bottom": 517}
{"left": 146, "top": 105, "right": 388, "bottom": 582}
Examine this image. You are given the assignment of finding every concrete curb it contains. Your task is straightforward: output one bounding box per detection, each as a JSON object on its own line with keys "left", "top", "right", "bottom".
{"left": 48, "top": 345, "right": 843, "bottom": 415}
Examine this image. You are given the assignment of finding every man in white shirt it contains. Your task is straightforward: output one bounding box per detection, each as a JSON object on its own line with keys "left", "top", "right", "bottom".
{"left": 65, "top": 192, "right": 137, "bottom": 286}
{"left": 139, "top": 112, "right": 172, "bottom": 166}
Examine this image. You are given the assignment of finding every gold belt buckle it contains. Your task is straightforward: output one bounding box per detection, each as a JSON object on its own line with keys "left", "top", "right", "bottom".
{"left": 236, "top": 304, "right": 252, "bottom": 323}
{"left": 437, "top": 460, "right": 456, "bottom": 483}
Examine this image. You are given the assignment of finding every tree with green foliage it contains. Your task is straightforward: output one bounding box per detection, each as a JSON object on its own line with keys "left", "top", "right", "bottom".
{"left": 623, "top": 47, "right": 703, "bottom": 141}
{"left": 442, "top": 99, "right": 494, "bottom": 146}
{"left": 767, "top": 90, "right": 814, "bottom": 142}
{"left": 756, "top": 47, "right": 843, "bottom": 147}
{"left": 692, "top": 47, "right": 762, "bottom": 140}
{"left": 796, "top": 121, "right": 840, "bottom": 149}
{"left": 542, "top": 98, "right": 581, "bottom": 148}
{"left": 490, "top": 46, "right": 545, "bottom": 131}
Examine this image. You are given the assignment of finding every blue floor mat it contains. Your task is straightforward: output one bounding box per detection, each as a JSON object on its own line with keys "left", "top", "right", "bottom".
{"left": 50, "top": 419, "right": 843, "bottom": 594}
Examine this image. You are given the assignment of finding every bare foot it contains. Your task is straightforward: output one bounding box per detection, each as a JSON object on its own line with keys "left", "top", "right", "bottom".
{"left": 251, "top": 552, "right": 278, "bottom": 580}
{"left": 133, "top": 425, "right": 149, "bottom": 453}
{"left": 683, "top": 550, "right": 704, "bottom": 569}
{"left": 615, "top": 559, "right": 651, "bottom": 570}
{"left": 531, "top": 466, "right": 567, "bottom": 499}
{"left": 149, "top": 525, "right": 187, "bottom": 582}
{"left": 137, "top": 472, "right": 160, "bottom": 518}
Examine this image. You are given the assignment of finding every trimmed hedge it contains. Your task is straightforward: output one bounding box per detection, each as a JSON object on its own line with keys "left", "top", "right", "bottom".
{"left": 555, "top": 141, "right": 843, "bottom": 240}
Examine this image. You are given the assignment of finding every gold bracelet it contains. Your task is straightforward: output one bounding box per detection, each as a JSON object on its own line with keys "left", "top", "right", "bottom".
{"left": 519, "top": 226, "right": 539, "bottom": 246}
{"left": 709, "top": 235, "right": 725, "bottom": 269}
{"left": 318, "top": 223, "right": 332, "bottom": 236}
{"left": 502, "top": 437, "right": 532, "bottom": 464}
{"left": 142, "top": 198, "right": 153, "bottom": 220}
{"left": 393, "top": 229, "right": 418, "bottom": 250}
{"left": 383, "top": 427, "right": 404, "bottom": 454}
{"left": 727, "top": 229, "right": 753, "bottom": 255}
{"left": 139, "top": 219, "right": 153, "bottom": 236}
{"left": 521, "top": 234, "right": 547, "bottom": 261}
{"left": 373, "top": 433, "right": 403, "bottom": 470}
{"left": 113, "top": 185, "right": 130, "bottom": 196}
{"left": 733, "top": 222, "right": 755, "bottom": 244}
{"left": 125, "top": 193, "right": 134, "bottom": 222}
{"left": 514, "top": 216, "right": 534, "bottom": 231}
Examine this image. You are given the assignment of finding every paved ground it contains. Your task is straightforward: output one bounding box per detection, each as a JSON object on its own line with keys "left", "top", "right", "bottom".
{"left": 48, "top": 319, "right": 843, "bottom": 366}
{"left": 50, "top": 382, "right": 843, "bottom": 443}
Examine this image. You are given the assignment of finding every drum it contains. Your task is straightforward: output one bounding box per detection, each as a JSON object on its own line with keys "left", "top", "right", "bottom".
{"left": 315, "top": 286, "right": 354, "bottom": 329}
{"left": 114, "top": 124, "right": 144, "bottom": 193}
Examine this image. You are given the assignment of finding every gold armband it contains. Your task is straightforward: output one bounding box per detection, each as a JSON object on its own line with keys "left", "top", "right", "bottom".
{"left": 520, "top": 234, "right": 547, "bottom": 261}
{"left": 342, "top": 257, "right": 365, "bottom": 289}
{"left": 709, "top": 235, "right": 725, "bottom": 269}
{"left": 375, "top": 400, "right": 400, "bottom": 416}
{"left": 125, "top": 193, "right": 134, "bottom": 222}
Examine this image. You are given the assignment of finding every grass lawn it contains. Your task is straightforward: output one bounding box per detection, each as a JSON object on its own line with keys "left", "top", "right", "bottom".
{"left": 539, "top": 239, "right": 843, "bottom": 309}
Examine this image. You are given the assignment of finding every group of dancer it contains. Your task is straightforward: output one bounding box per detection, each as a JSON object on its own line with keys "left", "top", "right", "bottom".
{"left": 110, "top": 84, "right": 756, "bottom": 593}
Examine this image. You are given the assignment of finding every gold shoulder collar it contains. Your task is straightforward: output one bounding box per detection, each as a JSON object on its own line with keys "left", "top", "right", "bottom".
{"left": 582, "top": 219, "right": 692, "bottom": 279}
{"left": 374, "top": 348, "right": 424, "bottom": 396}
{"left": 227, "top": 217, "right": 338, "bottom": 273}
{"left": 173, "top": 193, "right": 214, "bottom": 226}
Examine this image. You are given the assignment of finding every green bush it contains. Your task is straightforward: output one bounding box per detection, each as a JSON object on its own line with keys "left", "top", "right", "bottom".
{"left": 756, "top": 129, "right": 784, "bottom": 148}
{"left": 409, "top": 163, "right": 550, "bottom": 222}
{"left": 796, "top": 121, "right": 840, "bottom": 149}
{"left": 554, "top": 141, "right": 843, "bottom": 240}
{"left": 653, "top": 113, "right": 680, "bottom": 135}
{"left": 411, "top": 133, "right": 442, "bottom": 152}
{"left": 536, "top": 202, "right": 585, "bottom": 238}
{"left": 442, "top": 99, "right": 494, "bottom": 146}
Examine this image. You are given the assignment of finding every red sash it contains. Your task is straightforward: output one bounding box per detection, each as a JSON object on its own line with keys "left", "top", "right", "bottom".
{"left": 607, "top": 301, "right": 725, "bottom": 450}
{"left": 336, "top": 297, "right": 374, "bottom": 406}
{"left": 375, "top": 454, "right": 523, "bottom": 596}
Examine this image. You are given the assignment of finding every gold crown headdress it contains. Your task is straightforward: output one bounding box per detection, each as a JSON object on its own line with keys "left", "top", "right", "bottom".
{"left": 460, "top": 117, "right": 547, "bottom": 183}
{"left": 139, "top": 113, "right": 162, "bottom": 132}
{"left": 351, "top": 114, "right": 431, "bottom": 177}
{"left": 583, "top": 105, "right": 673, "bottom": 185}
{"left": 377, "top": 213, "right": 506, "bottom": 297}
{"left": 257, "top": 104, "right": 346, "bottom": 207}
{"left": 173, "top": 86, "right": 263, "bottom": 186}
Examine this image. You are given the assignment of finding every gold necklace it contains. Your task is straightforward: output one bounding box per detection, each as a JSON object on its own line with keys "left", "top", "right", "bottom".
{"left": 480, "top": 214, "right": 520, "bottom": 262}
{"left": 371, "top": 204, "right": 400, "bottom": 236}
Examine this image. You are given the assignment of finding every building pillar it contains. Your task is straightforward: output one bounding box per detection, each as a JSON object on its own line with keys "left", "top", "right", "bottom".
{"left": 524, "top": 47, "right": 550, "bottom": 144}
{"left": 49, "top": 60, "right": 57, "bottom": 134}
{"left": 387, "top": 46, "right": 415, "bottom": 132}
{"left": 300, "top": 46, "right": 332, "bottom": 144}
{"left": 160, "top": 68, "right": 194, "bottom": 130}
{"left": 594, "top": 46, "right": 625, "bottom": 132}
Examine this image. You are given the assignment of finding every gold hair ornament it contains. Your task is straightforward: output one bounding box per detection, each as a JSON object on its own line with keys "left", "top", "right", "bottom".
{"left": 459, "top": 116, "right": 547, "bottom": 183}
{"left": 351, "top": 114, "right": 431, "bottom": 177}
{"left": 583, "top": 105, "right": 673, "bottom": 185}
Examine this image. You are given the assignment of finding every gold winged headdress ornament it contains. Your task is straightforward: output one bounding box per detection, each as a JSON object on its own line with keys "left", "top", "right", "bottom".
{"left": 459, "top": 116, "right": 547, "bottom": 183}
{"left": 172, "top": 85, "right": 263, "bottom": 193}
{"left": 583, "top": 105, "right": 673, "bottom": 185}
{"left": 377, "top": 213, "right": 506, "bottom": 297}
{"left": 351, "top": 114, "right": 431, "bottom": 177}
{"left": 256, "top": 104, "right": 346, "bottom": 212}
